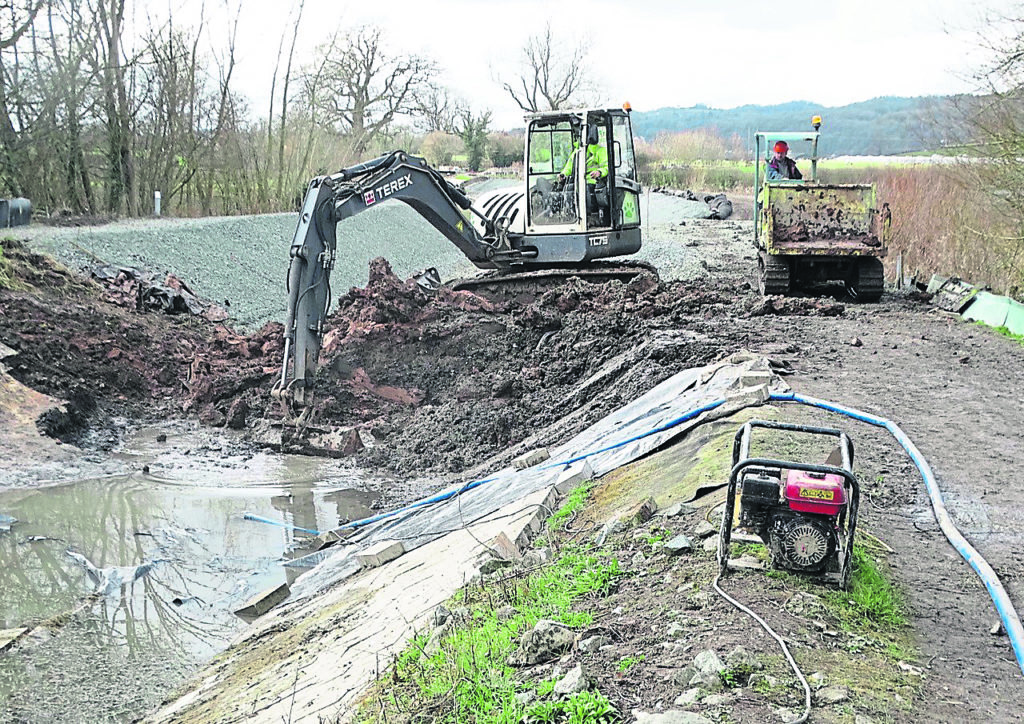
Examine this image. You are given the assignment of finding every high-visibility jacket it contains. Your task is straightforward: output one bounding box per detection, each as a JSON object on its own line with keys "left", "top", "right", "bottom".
{"left": 562, "top": 143, "right": 608, "bottom": 184}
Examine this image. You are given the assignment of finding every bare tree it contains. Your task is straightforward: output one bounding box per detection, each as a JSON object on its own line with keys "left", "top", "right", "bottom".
{"left": 0, "top": 0, "right": 44, "bottom": 196}
{"left": 413, "top": 83, "right": 465, "bottom": 134}
{"left": 501, "top": 22, "right": 594, "bottom": 112}
{"left": 301, "top": 25, "right": 437, "bottom": 157}
{"left": 91, "top": 0, "right": 137, "bottom": 215}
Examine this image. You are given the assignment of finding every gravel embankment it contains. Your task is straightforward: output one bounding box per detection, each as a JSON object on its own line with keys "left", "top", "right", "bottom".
{"left": 20, "top": 206, "right": 480, "bottom": 328}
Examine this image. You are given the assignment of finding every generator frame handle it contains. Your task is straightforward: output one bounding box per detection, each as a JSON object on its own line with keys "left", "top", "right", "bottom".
{"left": 720, "top": 421, "right": 860, "bottom": 590}
{"left": 732, "top": 420, "right": 855, "bottom": 472}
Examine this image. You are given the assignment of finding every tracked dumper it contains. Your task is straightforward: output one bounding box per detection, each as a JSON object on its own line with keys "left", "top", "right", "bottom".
{"left": 755, "top": 120, "right": 891, "bottom": 301}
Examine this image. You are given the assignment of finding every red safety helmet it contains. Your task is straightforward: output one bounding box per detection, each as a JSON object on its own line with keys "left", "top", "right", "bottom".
{"left": 773, "top": 141, "right": 789, "bottom": 154}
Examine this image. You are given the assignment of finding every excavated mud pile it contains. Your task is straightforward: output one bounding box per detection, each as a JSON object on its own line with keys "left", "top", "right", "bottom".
{"left": 260, "top": 258, "right": 750, "bottom": 474}
{"left": 0, "top": 239, "right": 284, "bottom": 443}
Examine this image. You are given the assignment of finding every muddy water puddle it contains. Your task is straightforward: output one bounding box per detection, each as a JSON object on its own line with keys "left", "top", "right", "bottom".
{"left": 0, "top": 423, "right": 383, "bottom": 722}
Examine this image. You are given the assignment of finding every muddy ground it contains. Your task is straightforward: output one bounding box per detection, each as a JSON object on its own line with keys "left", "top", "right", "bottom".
{"left": 1, "top": 196, "right": 1022, "bottom": 721}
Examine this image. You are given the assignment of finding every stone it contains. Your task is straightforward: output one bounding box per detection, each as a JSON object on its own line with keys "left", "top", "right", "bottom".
{"left": 508, "top": 619, "right": 576, "bottom": 666}
{"left": 855, "top": 715, "right": 876, "bottom": 724}
{"left": 849, "top": 337, "right": 864, "bottom": 347}
{"left": 729, "top": 555, "right": 764, "bottom": 570}
{"left": 496, "top": 606, "right": 517, "bottom": 621}
{"left": 671, "top": 666, "right": 696, "bottom": 687}
{"left": 693, "top": 520, "right": 718, "bottom": 539}
{"left": 233, "top": 583, "right": 290, "bottom": 620}
{"left": 631, "top": 551, "right": 647, "bottom": 567}
{"left": 553, "top": 664, "right": 590, "bottom": 695}
{"left": 339, "top": 428, "right": 365, "bottom": 455}
{"left": 198, "top": 404, "right": 226, "bottom": 427}
{"left": 724, "top": 646, "right": 763, "bottom": 672}
{"left": 673, "top": 688, "right": 701, "bottom": 705}
{"left": 748, "top": 673, "right": 779, "bottom": 690}
{"left": 448, "top": 607, "right": 472, "bottom": 627}
{"left": 424, "top": 621, "right": 452, "bottom": 656}
{"left": 990, "top": 621, "right": 1004, "bottom": 636}
{"left": 594, "top": 517, "right": 623, "bottom": 547}
{"left": 685, "top": 592, "right": 712, "bottom": 610}
{"left": 355, "top": 539, "right": 405, "bottom": 569}
{"left": 664, "top": 534, "right": 694, "bottom": 555}
{"left": 478, "top": 555, "right": 512, "bottom": 575}
{"left": 702, "top": 693, "right": 732, "bottom": 707}
{"left": 658, "top": 502, "right": 684, "bottom": 518}
{"left": 433, "top": 604, "right": 451, "bottom": 627}
{"left": 689, "top": 670, "right": 723, "bottom": 693}
{"left": 313, "top": 529, "right": 343, "bottom": 551}
{"left": 693, "top": 649, "right": 725, "bottom": 674}
{"left": 515, "top": 691, "right": 536, "bottom": 705}
{"left": 776, "top": 707, "right": 802, "bottom": 723}
{"left": 631, "top": 711, "right": 713, "bottom": 724}
{"left": 815, "top": 685, "right": 849, "bottom": 704}
{"left": 897, "top": 662, "right": 924, "bottom": 677}
{"left": 702, "top": 537, "right": 718, "bottom": 552}
{"left": 513, "top": 447, "right": 550, "bottom": 470}
{"left": 807, "top": 671, "right": 826, "bottom": 688}
{"left": 667, "top": 623, "right": 687, "bottom": 638}
{"left": 626, "top": 497, "right": 659, "bottom": 525}
{"left": 523, "top": 547, "right": 552, "bottom": 568}
{"left": 225, "top": 398, "right": 249, "bottom": 429}
{"left": 555, "top": 460, "right": 593, "bottom": 494}
{"left": 579, "top": 635, "right": 611, "bottom": 653}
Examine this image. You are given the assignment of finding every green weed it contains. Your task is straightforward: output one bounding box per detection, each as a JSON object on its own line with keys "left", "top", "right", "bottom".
{"left": 825, "top": 547, "right": 906, "bottom": 631}
{"left": 526, "top": 690, "right": 618, "bottom": 724}
{"left": 548, "top": 482, "right": 595, "bottom": 529}
{"left": 719, "top": 662, "right": 757, "bottom": 688}
{"left": 731, "top": 542, "right": 769, "bottom": 562}
{"left": 975, "top": 321, "right": 1024, "bottom": 347}
{"left": 616, "top": 655, "right": 644, "bottom": 672}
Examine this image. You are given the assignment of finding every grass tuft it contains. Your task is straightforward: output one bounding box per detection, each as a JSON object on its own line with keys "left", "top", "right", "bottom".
{"left": 361, "top": 483, "right": 623, "bottom": 723}
{"left": 826, "top": 547, "right": 906, "bottom": 631}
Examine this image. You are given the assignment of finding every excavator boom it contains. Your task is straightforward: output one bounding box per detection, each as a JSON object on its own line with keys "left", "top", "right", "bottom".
{"left": 276, "top": 151, "right": 525, "bottom": 404}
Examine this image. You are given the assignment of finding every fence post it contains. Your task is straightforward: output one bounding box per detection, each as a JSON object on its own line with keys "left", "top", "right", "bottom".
{"left": 154, "top": 190, "right": 162, "bottom": 216}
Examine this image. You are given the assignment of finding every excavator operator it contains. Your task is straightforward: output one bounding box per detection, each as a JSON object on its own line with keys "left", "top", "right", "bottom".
{"left": 559, "top": 124, "right": 609, "bottom": 223}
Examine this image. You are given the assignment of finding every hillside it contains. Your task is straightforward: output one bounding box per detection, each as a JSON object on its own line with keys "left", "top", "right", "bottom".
{"left": 632, "top": 95, "right": 961, "bottom": 155}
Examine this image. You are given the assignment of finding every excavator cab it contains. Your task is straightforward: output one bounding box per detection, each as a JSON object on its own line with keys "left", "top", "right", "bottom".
{"left": 525, "top": 108, "right": 641, "bottom": 239}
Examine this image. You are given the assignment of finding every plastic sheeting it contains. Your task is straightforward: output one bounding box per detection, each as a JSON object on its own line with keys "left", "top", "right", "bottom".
{"left": 962, "top": 291, "right": 1024, "bottom": 337}
{"left": 288, "top": 352, "right": 788, "bottom": 601}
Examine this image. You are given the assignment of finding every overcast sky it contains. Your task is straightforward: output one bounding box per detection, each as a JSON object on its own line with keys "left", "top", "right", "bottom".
{"left": 153, "top": 0, "right": 1016, "bottom": 130}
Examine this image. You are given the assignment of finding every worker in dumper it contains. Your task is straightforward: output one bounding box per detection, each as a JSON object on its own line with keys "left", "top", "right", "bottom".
{"left": 765, "top": 141, "right": 802, "bottom": 180}
{"left": 559, "top": 125, "right": 609, "bottom": 222}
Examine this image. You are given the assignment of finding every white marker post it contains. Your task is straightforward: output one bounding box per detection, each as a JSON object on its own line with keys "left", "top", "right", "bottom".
{"left": 154, "top": 190, "right": 162, "bottom": 216}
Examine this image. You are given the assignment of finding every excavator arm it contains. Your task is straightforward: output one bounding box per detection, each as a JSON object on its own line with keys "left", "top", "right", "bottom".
{"left": 276, "top": 151, "right": 527, "bottom": 405}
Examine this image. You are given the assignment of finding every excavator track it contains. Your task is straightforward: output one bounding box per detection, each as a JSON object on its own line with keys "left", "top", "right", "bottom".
{"left": 450, "top": 260, "right": 659, "bottom": 293}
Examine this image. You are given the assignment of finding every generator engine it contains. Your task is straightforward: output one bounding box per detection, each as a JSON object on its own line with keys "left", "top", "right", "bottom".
{"left": 738, "top": 466, "right": 848, "bottom": 574}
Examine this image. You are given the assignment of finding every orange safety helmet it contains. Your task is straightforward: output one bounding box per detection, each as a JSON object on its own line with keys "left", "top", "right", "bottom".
{"left": 773, "top": 141, "right": 789, "bottom": 154}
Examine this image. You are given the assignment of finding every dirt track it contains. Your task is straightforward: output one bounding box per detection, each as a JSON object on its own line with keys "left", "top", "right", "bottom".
{"left": 1, "top": 196, "right": 1023, "bottom": 720}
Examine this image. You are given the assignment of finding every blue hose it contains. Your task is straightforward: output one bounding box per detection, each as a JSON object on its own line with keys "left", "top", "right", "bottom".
{"left": 770, "top": 392, "right": 1024, "bottom": 676}
{"left": 242, "top": 512, "right": 322, "bottom": 536}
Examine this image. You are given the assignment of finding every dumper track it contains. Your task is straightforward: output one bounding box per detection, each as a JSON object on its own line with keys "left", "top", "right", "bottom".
{"left": 849, "top": 257, "right": 884, "bottom": 302}
{"left": 758, "top": 253, "right": 791, "bottom": 296}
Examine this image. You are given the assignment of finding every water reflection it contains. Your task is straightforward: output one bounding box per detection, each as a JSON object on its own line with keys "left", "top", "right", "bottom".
{"left": 0, "top": 435, "right": 379, "bottom": 722}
